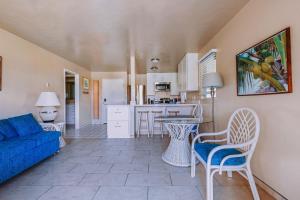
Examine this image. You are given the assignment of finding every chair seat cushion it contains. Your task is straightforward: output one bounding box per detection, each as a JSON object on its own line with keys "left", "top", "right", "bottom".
{"left": 8, "top": 114, "right": 43, "bottom": 137}
{"left": 191, "top": 125, "right": 197, "bottom": 131}
{"left": 194, "top": 143, "right": 246, "bottom": 166}
{"left": 0, "top": 119, "right": 18, "bottom": 139}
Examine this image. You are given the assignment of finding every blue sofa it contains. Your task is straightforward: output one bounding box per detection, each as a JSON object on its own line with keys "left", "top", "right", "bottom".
{"left": 0, "top": 113, "right": 60, "bottom": 184}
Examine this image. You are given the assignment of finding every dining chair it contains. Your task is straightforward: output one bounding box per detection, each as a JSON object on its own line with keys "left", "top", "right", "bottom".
{"left": 191, "top": 108, "right": 260, "bottom": 200}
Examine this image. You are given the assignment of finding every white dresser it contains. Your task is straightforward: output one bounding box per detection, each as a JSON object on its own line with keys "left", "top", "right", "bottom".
{"left": 107, "top": 105, "right": 131, "bottom": 138}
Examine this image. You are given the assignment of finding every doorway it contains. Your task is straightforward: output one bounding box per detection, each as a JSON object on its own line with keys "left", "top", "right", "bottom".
{"left": 64, "top": 69, "right": 80, "bottom": 130}
{"left": 101, "top": 78, "right": 126, "bottom": 123}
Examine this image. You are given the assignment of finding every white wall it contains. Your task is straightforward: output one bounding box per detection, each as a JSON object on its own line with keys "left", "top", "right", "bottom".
{"left": 198, "top": 0, "right": 300, "bottom": 198}
{"left": 128, "top": 74, "right": 147, "bottom": 86}
{"left": 0, "top": 28, "right": 92, "bottom": 128}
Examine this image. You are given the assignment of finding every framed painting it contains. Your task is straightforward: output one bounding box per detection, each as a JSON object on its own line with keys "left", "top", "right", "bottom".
{"left": 82, "top": 77, "right": 89, "bottom": 94}
{"left": 236, "top": 28, "right": 292, "bottom": 96}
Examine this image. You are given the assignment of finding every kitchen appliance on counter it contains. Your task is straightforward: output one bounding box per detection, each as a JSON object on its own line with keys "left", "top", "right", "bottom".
{"left": 147, "top": 97, "right": 179, "bottom": 104}
{"left": 154, "top": 82, "right": 171, "bottom": 92}
{"left": 180, "top": 92, "right": 187, "bottom": 104}
{"left": 136, "top": 85, "right": 146, "bottom": 105}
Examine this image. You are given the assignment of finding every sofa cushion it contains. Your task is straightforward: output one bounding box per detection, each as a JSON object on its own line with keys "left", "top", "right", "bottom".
{"left": 20, "top": 131, "right": 61, "bottom": 146}
{"left": 0, "top": 119, "right": 18, "bottom": 139}
{"left": 0, "top": 138, "right": 36, "bottom": 160}
{"left": 8, "top": 114, "right": 43, "bottom": 137}
{"left": 0, "top": 133, "right": 4, "bottom": 141}
{"left": 194, "top": 143, "right": 246, "bottom": 166}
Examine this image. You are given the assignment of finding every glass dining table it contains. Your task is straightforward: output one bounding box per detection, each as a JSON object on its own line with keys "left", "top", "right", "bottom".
{"left": 155, "top": 115, "right": 212, "bottom": 167}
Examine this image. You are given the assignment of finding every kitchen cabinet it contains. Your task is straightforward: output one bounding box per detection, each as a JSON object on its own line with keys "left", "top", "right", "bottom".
{"left": 147, "top": 73, "right": 179, "bottom": 96}
{"left": 107, "top": 105, "right": 131, "bottom": 138}
{"left": 177, "top": 53, "right": 199, "bottom": 91}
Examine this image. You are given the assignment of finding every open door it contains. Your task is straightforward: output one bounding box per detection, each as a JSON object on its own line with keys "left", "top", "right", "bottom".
{"left": 64, "top": 69, "right": 80, "bottom": 130}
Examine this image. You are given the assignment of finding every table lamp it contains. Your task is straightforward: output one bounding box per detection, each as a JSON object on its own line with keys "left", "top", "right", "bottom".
{"left": 35, "top": 92, "right": 61, "bottom": 122}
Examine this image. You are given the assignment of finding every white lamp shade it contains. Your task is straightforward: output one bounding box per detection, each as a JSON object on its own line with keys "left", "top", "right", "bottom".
{"left": 35, "top": 92, "right": 61, "bottom": 107}
{"left": 202, "top": 72, "right": 224, "bottom": 88}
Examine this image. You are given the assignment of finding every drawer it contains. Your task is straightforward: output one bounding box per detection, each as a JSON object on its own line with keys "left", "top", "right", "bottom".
{"left": 107, "top": 106, "right": 129, "bottom": 121}
{"left": 107, "top": 121, "right": 129, "bottom": 138}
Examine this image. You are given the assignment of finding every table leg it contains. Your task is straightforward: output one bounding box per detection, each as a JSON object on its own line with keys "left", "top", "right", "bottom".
{"left": 162, "top": 136, "right": 191, "bottom": 167}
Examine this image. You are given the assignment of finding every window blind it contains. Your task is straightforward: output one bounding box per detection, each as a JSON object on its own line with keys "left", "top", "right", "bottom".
{"left": 199, "top": 50, "right": 217, "bottom": 98}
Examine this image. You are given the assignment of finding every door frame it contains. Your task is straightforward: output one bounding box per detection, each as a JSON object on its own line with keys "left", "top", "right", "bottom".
{"left": 64, "top": 69, "right": 80, "bottom": 130}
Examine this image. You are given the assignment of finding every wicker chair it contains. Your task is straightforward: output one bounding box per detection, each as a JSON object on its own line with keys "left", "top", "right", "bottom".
{"left": 191, "top": 108, "right": 260, "bottom": 200}
{"left": 190, "top": 104, "right": 203, "bottom": 139}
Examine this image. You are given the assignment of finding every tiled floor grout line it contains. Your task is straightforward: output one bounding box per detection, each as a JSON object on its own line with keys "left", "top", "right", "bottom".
{"left": 147, "top": 186, "right": 149, "bottom": 200}
{"left": 66, "top": 163, "right": 79, "bottom": 174}
{"left": 91, "top": 186, "right": 101, "bottom": 200}
{"left": 195, "top": 185, "right": 205, "bottom": 200}
{"left": 77, "top": 172, "right": 88, "bottom": 185}
{"left": 124, "top": 173, "right": 130, "bottom": 186}
{"left": 108, "top": 163, "right": 114, "bottom": 173}
{"left": 169, "top": 173, "right": 173, "bottom": 185}
{"left": 36, "top": 185, "right": 53, "bottom": 200}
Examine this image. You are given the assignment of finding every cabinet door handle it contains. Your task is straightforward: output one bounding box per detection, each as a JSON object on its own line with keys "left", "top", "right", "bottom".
{"left": 114, "top": 112, "right": 122, "bottom": 114}
{"left": 115, "top": 125, "right": 121, "bottom": 128}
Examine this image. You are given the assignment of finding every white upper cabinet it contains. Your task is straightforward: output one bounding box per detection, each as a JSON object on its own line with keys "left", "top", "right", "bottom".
{"left": 146, "top": 73, "right": 155, "bottom": 96}
{"left": 177, "top": 53, "right": 199, "bottom": 91}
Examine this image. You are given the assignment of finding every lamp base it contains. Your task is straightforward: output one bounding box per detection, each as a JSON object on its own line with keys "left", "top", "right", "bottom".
{"left": 39, "top": 106, "right": 58, "bottom": 122}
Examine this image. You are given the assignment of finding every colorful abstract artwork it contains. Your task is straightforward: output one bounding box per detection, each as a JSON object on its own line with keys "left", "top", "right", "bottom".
{"left": 236, "top": 28, "right": 292, "bottom": 96}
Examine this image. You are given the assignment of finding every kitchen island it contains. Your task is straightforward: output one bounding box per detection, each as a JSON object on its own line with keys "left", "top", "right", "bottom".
{"left": 135, "top": 104, "right": 197, "bottom": 135}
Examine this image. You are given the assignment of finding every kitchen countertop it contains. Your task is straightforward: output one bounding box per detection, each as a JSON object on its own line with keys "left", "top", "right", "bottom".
{"left": 135, "top": 103, "right": 197, "bottom": 107}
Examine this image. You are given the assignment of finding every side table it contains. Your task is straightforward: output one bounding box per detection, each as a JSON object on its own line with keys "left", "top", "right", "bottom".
{"left": 40, "top": 122, "right": 66, "bottom": 148}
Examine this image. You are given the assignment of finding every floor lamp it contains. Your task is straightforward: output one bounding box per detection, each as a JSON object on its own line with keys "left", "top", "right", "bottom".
{"left": 202, "top": 72, "right": 224, "bottom": 132}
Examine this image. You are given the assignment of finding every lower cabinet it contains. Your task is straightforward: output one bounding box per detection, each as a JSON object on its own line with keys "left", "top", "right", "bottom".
{"left": 107, "top": 105, "right": 131, "bottom": 138}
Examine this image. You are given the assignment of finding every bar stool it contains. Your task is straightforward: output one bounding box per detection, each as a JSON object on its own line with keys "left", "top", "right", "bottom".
{"left": 151, "top": 111, "right": 164, "bottom": 138}
{"left": 168, "top": 110, "right": 180, "bottom": 116}
{"left": 137, "top": 111, "right": 150, "bottom": 138}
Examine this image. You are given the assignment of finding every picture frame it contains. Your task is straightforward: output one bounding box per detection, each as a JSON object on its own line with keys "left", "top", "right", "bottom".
{"left": 82, "top": 77, "right": 89, "bottom": 94}
{"left": 236, "top": 27, "right": 292, "bottom": 96}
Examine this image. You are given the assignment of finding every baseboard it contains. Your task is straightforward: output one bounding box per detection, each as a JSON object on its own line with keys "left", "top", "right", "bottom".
{"left": 135, "top": 130, "right": 168, "bottom": 135}
{"left": 254, "top": 176, "right": 287, "bottom": 200}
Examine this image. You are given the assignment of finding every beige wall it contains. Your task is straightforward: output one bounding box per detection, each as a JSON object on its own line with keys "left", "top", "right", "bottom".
{"left": 198, "top": 0, "right": 300, "bottom": 198}
{"left": 0, "top": 28, "right": 92, "bottom": 128}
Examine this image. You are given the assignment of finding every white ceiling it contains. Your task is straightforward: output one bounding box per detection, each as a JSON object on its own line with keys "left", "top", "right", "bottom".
{"left": 0, "top": 0, "right": 248, "bottom": 73}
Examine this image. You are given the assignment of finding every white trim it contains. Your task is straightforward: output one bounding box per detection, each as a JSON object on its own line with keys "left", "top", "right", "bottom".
{"left": 254, "top": 176, "right": 287, "bottom": 200}
{"left": 198, "top": 49, "right": 218, "bottom": 63}
{"left": 64, "top": 69, "right": 80, "bottom": 130}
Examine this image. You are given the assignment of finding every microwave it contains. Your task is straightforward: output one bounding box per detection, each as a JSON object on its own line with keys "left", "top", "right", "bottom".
{"left": 155, "top": 82, "right": 171, "bottom": 92}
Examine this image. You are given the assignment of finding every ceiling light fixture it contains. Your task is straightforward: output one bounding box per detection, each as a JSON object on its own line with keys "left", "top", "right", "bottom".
{"left": 150, "top": 57, "right": 160, "bottom": 71}
{"left": 151, "top": 58, "right": 160, "bottom": 64}
{"left": 150, "top": 65, "right": 158, "bottom": 71}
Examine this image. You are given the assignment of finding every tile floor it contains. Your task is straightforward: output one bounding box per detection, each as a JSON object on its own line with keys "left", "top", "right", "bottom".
{"left": 0, "top": 124, "right": 275, "bottom": 200}
{"left": 65, "top": 124, "right": 107, "bottom": 139}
